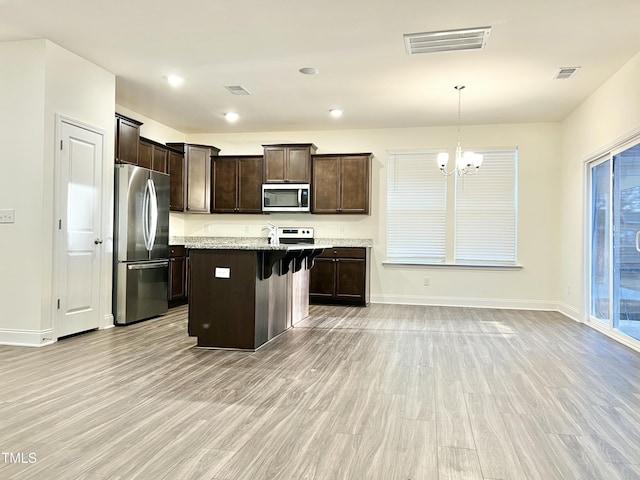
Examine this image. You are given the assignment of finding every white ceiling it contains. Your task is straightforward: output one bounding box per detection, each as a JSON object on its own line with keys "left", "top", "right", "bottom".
{"left": 1, "top": 0, "right": 640, "bottom": 134}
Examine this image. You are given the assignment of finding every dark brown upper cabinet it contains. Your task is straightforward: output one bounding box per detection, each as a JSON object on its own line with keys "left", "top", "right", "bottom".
{"left": 139, "top": 137, "right": 169, "bottom": 174}
{"left": 168, "top": 148, "right": 185, "bottom": 212}
{"left": 167, "top": 143, "right": 220, "bottom": 213}
{"left": 263, "top": 143, "right": 317, "bottom": 183}
{"left": 312, "top": 153, "right": 372, "bottom": 214}
{"left": 212, "top": 156, "right": 263, "bottom": 213}
{"left": 138, "top": 138, "right": 152, "bottom": 170}
{"left": 115, "top": 113, "right": 142, "bottom": 165}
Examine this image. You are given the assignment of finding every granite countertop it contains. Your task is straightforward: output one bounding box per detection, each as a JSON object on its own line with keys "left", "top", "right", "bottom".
{"left": 170, "top": 236, "right": 373, "bottom": 250}
{"left": 171, "top": 236, "right": 329, "bottom": 251}
{"left": 315, "top": 238, "right": 373, "bottom": 248}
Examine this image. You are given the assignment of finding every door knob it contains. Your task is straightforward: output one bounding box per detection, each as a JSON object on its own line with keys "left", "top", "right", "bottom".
{"left": 94, "top": 238, "right": 103, "bottom": 245}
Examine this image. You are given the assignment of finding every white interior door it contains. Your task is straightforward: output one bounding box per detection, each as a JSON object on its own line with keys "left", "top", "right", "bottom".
{"left": 55, "top": 119, "right": 104, "bottom": 338}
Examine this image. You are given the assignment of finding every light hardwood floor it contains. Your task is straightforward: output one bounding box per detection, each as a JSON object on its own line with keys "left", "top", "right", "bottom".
{"left": 1, "top": 304, "right": 640, "bottom": 479}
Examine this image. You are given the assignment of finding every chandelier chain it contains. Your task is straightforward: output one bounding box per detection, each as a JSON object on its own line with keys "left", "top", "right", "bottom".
{"left": 437, "top": 84, "right": 483, "bottom": 177}
{"left": 455, "top": 85, "right": 465, "bottom": 148}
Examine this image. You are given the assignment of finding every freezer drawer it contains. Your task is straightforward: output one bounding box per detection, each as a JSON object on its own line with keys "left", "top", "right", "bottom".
{"left": 115, "top": 260, "right": 168, "bottom": 325}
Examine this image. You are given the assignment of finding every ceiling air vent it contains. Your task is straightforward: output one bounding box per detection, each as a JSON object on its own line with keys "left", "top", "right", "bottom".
{"left": 404, "top": 27, "right": 491, "bottom": 55}
{"left": 554, "top": 67, "right": 581, "bottom": 80}
{"left": 224, "top": 85, "right": 251, "bottom": 95}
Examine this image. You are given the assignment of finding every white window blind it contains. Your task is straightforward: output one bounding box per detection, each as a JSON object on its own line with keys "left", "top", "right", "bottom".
{"left": 454, "top": 149, "right": 518, "bottom": 264}
{"left": 387, "top": 152, "right": 446, "bottom": 262}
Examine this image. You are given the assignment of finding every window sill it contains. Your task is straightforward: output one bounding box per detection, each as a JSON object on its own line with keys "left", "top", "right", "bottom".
{"left": 383, "top": 260, "right": 523, "bottom": 270}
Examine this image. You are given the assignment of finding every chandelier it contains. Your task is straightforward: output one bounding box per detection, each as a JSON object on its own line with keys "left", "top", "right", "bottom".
{"left": 437, "top": 85, "right": 483, "bottom": 176}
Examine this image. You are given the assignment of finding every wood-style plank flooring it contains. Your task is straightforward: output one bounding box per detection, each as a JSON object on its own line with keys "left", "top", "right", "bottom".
{"left": 1, "top": 304, "right": 640, "bottom": 479}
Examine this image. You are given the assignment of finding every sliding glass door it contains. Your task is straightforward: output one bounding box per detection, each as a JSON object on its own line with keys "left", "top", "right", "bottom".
{"left": 589, "top": 142, "right": 640, "bottom": 341}
{"left": 612, "top": 144, "right": 640, "bottom": 340}
{"left": 590, "top": 158, "right": 610, "bottom": 324}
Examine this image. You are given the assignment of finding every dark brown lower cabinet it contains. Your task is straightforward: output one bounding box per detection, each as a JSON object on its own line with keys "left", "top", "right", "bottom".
{"left": 169, "top": 245, "right": 188, "bottom": 305}
{"left": 309, "top": 247, "right": 370, "bottom": 306}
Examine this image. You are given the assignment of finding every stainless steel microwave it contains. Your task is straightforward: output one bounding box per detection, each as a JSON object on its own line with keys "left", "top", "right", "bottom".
{"left": 262, "top": 184, "right": 310, "bottom": 212}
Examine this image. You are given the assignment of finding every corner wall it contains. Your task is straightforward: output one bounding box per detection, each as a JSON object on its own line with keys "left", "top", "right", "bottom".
{"left": 0, "top": 40, "right": 47, "bottom": 341}
{"left": 0, "top": 39, "right": 115, "bottom": 345}
{"left": 44, "top": 41, "right": 116, "bottom": 334}
{"left": 559, "top": 51, "right": 640, "bottom": 321}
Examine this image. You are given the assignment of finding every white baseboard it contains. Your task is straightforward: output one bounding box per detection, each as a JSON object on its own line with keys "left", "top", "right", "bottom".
{"left": 557, "top": 302, "right": 581, "bottom": 322}
{"left": 100, "top": 314, "right": 114, "bottom": 330}
{"left": 370, "top": 294, "right": 558, "bottom": 311}
{"left": 0, "top": 329, "right": 55, "bottom": 347}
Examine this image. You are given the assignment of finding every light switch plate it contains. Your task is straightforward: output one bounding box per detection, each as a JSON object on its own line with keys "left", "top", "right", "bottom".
{"left": 0, "top": 209, "right": 14, "bottom": 223}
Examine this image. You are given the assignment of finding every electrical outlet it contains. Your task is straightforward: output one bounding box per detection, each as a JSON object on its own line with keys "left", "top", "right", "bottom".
{"left": 423, "top": 277, "right": 430, "bottom": 286}
{"left": 0, "top": 209, "right": 14, "bottom": 223}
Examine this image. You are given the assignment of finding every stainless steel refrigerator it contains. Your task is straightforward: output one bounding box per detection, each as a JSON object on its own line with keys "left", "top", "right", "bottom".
{"left": 113, "top": 164, "right": 170, "bottom": 325}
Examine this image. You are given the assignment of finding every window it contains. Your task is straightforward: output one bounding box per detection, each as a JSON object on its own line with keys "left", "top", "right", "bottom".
{"left": 387, "top": 152, "right": 446, "bottom": 262}
{"left": 387, "top": 148, "right": 518, "bottom": 265}
{"left": 454, "top": 149, "right": 518, "bottom": 264}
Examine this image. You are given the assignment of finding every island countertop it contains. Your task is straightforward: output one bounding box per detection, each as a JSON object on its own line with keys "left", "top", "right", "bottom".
{"left": 169, "top": 236, "right": 372, "bottom": 249}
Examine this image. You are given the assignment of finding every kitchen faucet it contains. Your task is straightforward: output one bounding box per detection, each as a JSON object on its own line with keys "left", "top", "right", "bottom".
{"left": 261, "top": 222, "right": 279, "bottom": 245}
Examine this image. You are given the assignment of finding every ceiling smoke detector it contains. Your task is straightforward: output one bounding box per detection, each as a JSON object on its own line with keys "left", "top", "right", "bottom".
{"left": 404, "top": 27, "right": 491, "bottom": 55}
{"left": 224, "top": 85, "right": 251, "bottom": 95}
{"left": 553, "top": 67, "right": 581, "bottom": 80}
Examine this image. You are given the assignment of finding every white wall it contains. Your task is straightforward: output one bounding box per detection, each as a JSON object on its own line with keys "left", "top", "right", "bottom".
{"left": 173, "top": 122, "right": 562, "bottom": 309}
{"left": 0, "top": 40, "right": 47, "bottom": 337}
{"left": 0, "top": 39, "right": 115, "bottom": 345}
{"left": 559, "top": 51, "right": 640, "bottom": 320}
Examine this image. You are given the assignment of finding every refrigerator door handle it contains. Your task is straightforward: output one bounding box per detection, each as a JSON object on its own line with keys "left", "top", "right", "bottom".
{"left": 147, "top": 179, "right": 158, "bottom": 251}
{"left": 142, "top": 180, "right": 150, "bottom": 251}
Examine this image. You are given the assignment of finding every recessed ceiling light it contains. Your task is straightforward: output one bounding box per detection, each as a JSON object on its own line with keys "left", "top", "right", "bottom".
{"left": 225, "top": 112, "right": 240, "bottom": 122}
{"left": 166, "top": 75, "right": 184, "bottom": 87}
{"left": 329, "top": 109, "right": 343, "bottom": 118}
{"left": 299, "top": 67, "right": 319, "bottom": 75}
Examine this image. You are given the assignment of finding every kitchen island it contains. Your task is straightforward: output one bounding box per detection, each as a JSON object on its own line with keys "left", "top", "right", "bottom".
{"left": 183, "top": 237, "right": 331, "bottom": 350}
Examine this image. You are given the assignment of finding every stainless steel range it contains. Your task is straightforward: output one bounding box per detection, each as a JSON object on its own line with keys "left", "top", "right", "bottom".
{"left": 277, "top": 227, "right": 315, "bottom": 244}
